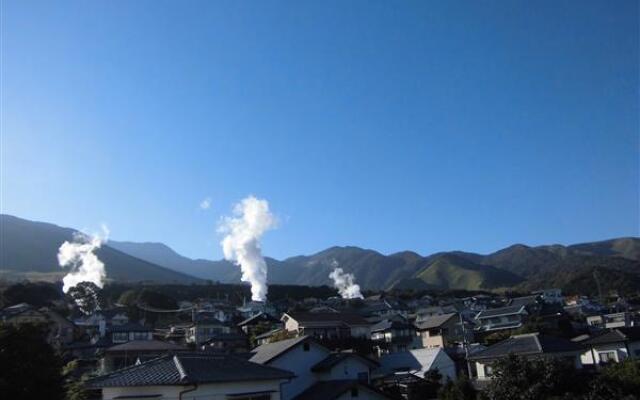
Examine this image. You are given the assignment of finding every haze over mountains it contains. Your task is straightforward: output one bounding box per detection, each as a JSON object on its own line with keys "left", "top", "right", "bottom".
{"left": 1, "top": 214, "right": 639, "bottom": 294}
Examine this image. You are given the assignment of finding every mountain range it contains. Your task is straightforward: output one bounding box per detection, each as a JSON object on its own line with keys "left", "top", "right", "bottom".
{"left": 1, "top": 214, "right": 639, "bottom": 294}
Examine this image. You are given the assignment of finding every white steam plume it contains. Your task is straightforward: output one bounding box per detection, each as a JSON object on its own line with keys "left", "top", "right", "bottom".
{"left": 329, "top": 263, "right": 363, "bottom": 299}
{"left": 58, "top": 225, "right": 109, "bottom": 293}
{"left": 219, "top": 196, "right": 276, "bottom": 302}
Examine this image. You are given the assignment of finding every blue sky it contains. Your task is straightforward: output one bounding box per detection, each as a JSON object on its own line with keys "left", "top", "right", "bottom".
{"left": 1, "top": 0, "right": 638, "bottom": 260}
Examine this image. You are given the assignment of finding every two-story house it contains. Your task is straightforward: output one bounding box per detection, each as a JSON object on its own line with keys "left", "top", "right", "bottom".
{"left": 415, "top": 313, "right": 471, "bottom": 348}
{"left": 281, "top": 312, "right": 371, "bottom": 339}
{"left": 249, "top": 336, "right": 389, "bottom": 400}
{"left": 370, "top": 319, "right": 418, "bottom": 355}
{"left": 474, "top": 305, "right": 528, "bottom": 333}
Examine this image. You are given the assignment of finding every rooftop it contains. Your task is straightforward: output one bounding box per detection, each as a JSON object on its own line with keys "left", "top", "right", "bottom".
{"left": 469, "top": 333, "right": 582, "bottom": 360}
{"left": 249, "top": 336, "right": 312, "bottom": 364}
{"left": 87, "top": 353, "right": 293, "bottom": 388}
{"left": 475, "top": 305, "right": 527, "bottom": 319}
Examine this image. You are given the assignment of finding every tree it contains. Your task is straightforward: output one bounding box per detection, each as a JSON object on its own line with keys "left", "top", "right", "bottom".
{"left": 438, "top": 375, "right": 477, "bottom": 400}
{"left": 67, "top": 282, "right": 105, "bottom": 314}
{"left": 586, "top": 360, "right": 640, "bottom": 400}
{"left": 0, "top": 323, "right": 65, "bottom": 400}
{"left": 482, "top": 354, "right": 582, "bottom": 400}
{"left": 1, "top": 282, "right": 63, "bottom": 308}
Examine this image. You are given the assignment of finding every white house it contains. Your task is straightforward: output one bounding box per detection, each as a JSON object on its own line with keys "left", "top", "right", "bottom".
{"left": 249, "top": 336, "right": 388, "bottom": 400}
{"left": 377, "top": 347, "right": 457, "bottom": 381}
{"left": 87, "top": 353, "right": 294, "bottom": 400}
{"left": 576, "top": 327, "right": 640, "bottom": 365}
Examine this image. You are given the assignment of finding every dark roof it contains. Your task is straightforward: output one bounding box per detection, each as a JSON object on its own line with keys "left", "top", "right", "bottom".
{"left": 475, "top": 306, "right": 526, "bottom": 319}
{"left": 106, "top": 340, "right": 187, "bottom": 353}
{"left": 238, "top": 312, "right": 279, "bottom": 327}
{"left": 508, "top": 296, "right": 540, "bottom": 308}
{"left": 581, "top": 327, "right": 640, "bottom": 346}
{"left": 415, "top": 313, "right": 457, "bottom": 330}
{"left": 109, "top": 323, "right": 151, "bottom": 333}
{"left": 371, "top": 319, "right": 414, "bottom": 333}
{"left": 469, "top": 333, "right": 582, "bottom": 360}
{"left": 311, "top": 353, "right": 378, "bottom": 372}
{"left": 249, "top": 336, "right": 315, "bottom": 364}
{"left": 293, "top": 380, "right": 391, "bottom": 400}
{"left": 87, "top": 353, "right": 293, "bottom": 388}
{"left": 284, "top": 312, "right": 370, "bottom": 326}
{"left": 202, "top": 332, "right": 248, "bottom": 343}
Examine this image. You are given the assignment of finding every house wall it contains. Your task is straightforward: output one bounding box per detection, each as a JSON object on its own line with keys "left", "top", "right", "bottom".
{"left": 102, "top": 380, "right": 284, "bottom": 400}
{"left": 581, "top": 341, "right": 640, "bottom": 365}
{"left": 318, "top": 357, "right": 371, "bottom": 382}
{"left": 266, "top": 341, "right": 329, "bottom": 400}
{"left": 284, "top": 317, "right": 300, "bottom": 333}
{"left": 351, "top": 326, "right": 371, "bottom": 338}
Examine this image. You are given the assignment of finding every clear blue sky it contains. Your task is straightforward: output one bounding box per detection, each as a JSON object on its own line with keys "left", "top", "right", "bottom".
{"left": 1, "top": 0, "right": 638, "bottom": 260}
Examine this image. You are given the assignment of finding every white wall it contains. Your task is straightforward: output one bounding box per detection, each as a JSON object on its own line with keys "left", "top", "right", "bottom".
{"left": 102, "top": 380, "right": 284, "bottom": 400}
{"left": 266, "top": 341, "right": 329, "bottom": 400}
{"left": 319, "top": 357, "right": 371, "bottom": 382}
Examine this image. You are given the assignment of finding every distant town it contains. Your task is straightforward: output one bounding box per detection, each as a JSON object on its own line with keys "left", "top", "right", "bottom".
{"left": 1, "top": 279, "right": 639, "bottom": 399}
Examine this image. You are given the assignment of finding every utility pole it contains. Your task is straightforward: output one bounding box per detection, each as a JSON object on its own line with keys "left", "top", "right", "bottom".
{"left": 459, "top": 312, "right": 473, "bottom": 378}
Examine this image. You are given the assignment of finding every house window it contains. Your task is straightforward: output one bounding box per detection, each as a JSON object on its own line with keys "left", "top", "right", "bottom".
{"left": 133, "top": 332, "right": 148, "bottom": 340}
{"left": 112, "top": 332, "right": 128, "bottom": 342}
{"left": 485, "top": 365, "right": 493, "bottom": 376}
{"left": 599, "top": 351, "right": 617, "bottom": 363}
{"left": 303, "top": 342, "right": 310, "bottom": 352}
{"left": 357, "top": 372, "right": 369, "bottom": 383}
{"left": 350, "top": 387, "right": 359, "bottom": 397}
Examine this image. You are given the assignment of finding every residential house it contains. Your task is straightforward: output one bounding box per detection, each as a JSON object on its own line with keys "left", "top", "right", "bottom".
{"left": 101, "top": 339, "right": 187, "bottom": 372}
{"left": 377, "top": 347, "right": 457, "bottom": 381}
{"left": 0, "top": 303, "right": 76, "bottom": 346}
{"left": 282, "top": 312, "right": 371, "bottom": 339}
{"left": 87, "top": 353, "right": 294, "bottom": 400}
{"left": 109, "top": 323, "right": 153, "bottom": 344}
{"left": 576, "top": 327, "right": 640, "bottom": 366}
{"left": 249, "top": 336, "right": 383, "bottom": 400}
{"left": 474, "top": 305, "right": 528, "bottom": 333}
{"left": 238, "top": 312, "right": 282, "bottom": 337}
{"left": 469, "top": 333, "right": 583, "bottom": 380}
{"left": 415, "top": 305, "right": 457, "bottom": 322}
{"left": 186, "top": 315, "right": 231, "bottom": 346}
{"left": 415, "top": 313, "right": 471, "bottom": 348}
{"left": 370, "top": 319, "right": 418, "bottom": 355}
{"left": 201, "top": 332, "right": 249, "bottom": 353}
{"left": 533, "top": 289, "right": 563, "bottom": 304}
{"left": 586, "top": 312, "right": 637, "bottom": 330}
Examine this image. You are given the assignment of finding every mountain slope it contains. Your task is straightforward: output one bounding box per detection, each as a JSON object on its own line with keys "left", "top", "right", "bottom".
{"left": 2, "top": 214, "right": 638, "bottom": 293}
{"left": 0, "top": 215, "right": 202, "bottom": 284}
{"left": 415, "top": 254, "right": 523, "bottom": 290}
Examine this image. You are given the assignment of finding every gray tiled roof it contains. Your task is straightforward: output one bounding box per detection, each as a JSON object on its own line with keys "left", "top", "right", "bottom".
{"left": 249, "top": 336, "right": 311, "bottom": 364}
{"left": 582, "top": 327, "right": 640, "bottom": 346}
{"left": 106, "top": 340, "right": 186, "bottom": 353}
{"left": 415, "top": 313, "right": 457, "bottom": 330}
{"left": 469, "top": 333, "right": 582, "bottom": 360}
{"left": 475, "top": 305, "right": 526, "bottom": 319}
{"left": 284, "top": 312, "right": 370, "bottom": 326}
{"left": 87, "top": 353, "right": 293, "bottom": 388}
